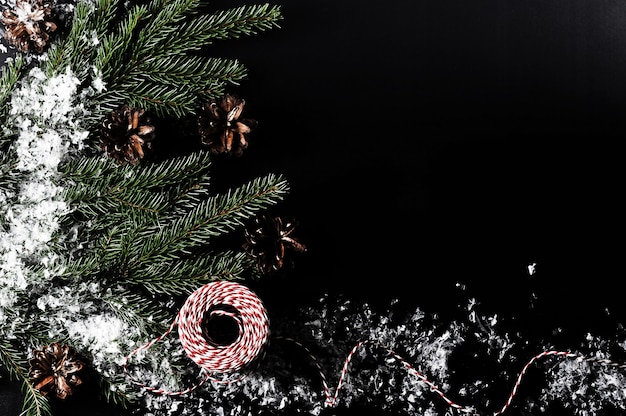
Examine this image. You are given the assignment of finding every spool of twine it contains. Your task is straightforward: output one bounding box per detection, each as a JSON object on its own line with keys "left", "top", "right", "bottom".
{"left": 177, "top": 280, "right": 270, "bottom": 374}
{"left": 124, "top": 280, "right": 270, "bottom": 395}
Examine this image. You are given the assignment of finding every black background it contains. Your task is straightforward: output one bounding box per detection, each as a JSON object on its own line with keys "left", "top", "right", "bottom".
{"left": 2, "top": 0, "right": 625, "bottom": 415}
{"left": 219, "top": 0, "right": 624, "bottom": 335}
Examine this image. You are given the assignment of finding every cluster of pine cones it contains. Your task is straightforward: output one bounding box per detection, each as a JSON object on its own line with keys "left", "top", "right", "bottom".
{"left": 99, "top": 94, "right": 257, "bottom": 165}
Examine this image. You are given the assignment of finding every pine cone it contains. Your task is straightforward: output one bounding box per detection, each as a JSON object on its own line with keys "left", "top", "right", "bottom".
{"left": 28, "top": 343, "right": 85, "bottom": 400}
{"left": 101, "top": 104, "right": 156, "bottom": 165}
{"left": 1, "top": 0, "right": 57, "bottom": 53}
{"left": 197, "top": 94, "right": 257, "bottom": 156}
{"left": 243, "top": 214, "right": 307, "bottom": 274}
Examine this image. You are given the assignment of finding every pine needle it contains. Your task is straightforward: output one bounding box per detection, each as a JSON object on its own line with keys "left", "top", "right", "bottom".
{"left": 0, "top": 341, "right": 53, "bottom": 416}
{"left": 0, "top": 54, "right": 25, "bottom": 123}
{"left": 19, "top": 382, "right": 53, "bottom": 416}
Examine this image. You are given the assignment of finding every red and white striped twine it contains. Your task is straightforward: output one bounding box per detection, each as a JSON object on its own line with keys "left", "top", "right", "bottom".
{"left": 123, "top": 280, "right": 270, "bottom": 396}
{"left": 278, "top": 337, "right": 626, "bottom": 415}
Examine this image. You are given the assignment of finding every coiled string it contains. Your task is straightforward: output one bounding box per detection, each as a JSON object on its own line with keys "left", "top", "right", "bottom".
{"left": 123, "top": 280, "right": 270, "bottom": 396}
{"left": 279, "top": 337, "right": 626, "bottom": 415}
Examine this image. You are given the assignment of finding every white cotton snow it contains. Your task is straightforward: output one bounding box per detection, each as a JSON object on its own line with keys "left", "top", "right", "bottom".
{"left": 0, "top": 66, "right": 87, "bottom": 307}
{"left": 91, "top": 65, "right": 107, "bottom": 92}
{"left": 133, "top": 295, "right": 626, "bottom": 416}
{"left": 0, "top": 66, "right": 90, "bottom": 327}
{"left": 66, "top": 313, "right": 128, "bottom": 360}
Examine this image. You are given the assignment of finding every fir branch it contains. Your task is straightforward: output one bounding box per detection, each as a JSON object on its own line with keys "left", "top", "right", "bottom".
{"left": 92, "top": 0, "right": 126, "bottom": 41}
{"left": 103, "top": 292, "right": 171, "bottom": 335}
{"left": 143, "top": 0, "right": 188, "bottom": 14}
{"left": 136, "top": 0, "right": 200, "bottom": 49}
{"left": 0, "top": 341, "right": 52, "bottom": 416}
{"left": 60, "top": 189, "right": 169, "bottom": 235}
{"left": 55, "top": 253, "right": 102, "bottom": 279}
{"left": 125, "top": 250, "right": 256, "bottom": 295}
{"left": 157, "top": 4, "right": 283, "bottom": 53}
{"left": 80, "top": 173, "right": 287, "bottom": 288}
{"left": 60, "top": 152, "right": 215, "bottom": 229}
{"left": 122, "top": 78, "right": 198, "bottom": 119}
{"left": 63, "top": 168, "right": 171, "bottom": 217}
{"left": 44, "top": 0, "right": 125, "bottom": 79}
{"left": 125, "top": 172, "right": 290, "bottom": 265}
{"left": 0, "top": 150, "right": 19, "bottom": 193}
{"left": 98, "top": 372, "right": 140, "bottom": 410}
{"left": 57, "top": 152, "right": 223, "bottom": 281}
{"left": 61, "top": 151, "right": 211, "bottom": 188}
{"left": 19, "top": 379, "right": 53, "bottom": 416}
{"left": 93, "top": 4, "right": 150, "bottom": 82}
{"left": 43, "top": 0, "right": 94, "bottom": 78}
{"left": 98, "top": 223, "right": 138, "bottom": 265}
{"left": 0, "top": 339, "right": 28, "bottom": 382}
{"left": 139, "top": 55, "right": 247, "bottom": 92}
{"left": 91, "top": 0, "right": 281, "bottom": 118}
{"left": 75, "top": 184, "right": 170, "bottom": 219}
{"left": 168, "top": 178, "right": 210, "bottom": 216}
{"left": 0, "top": 54, "right": 25, "bottom": 118}
{"left": 39, "top": 0, "right": 282, "bottom": 120}
{"left": 59, "top": 152, "right": 201, "bottom": 189}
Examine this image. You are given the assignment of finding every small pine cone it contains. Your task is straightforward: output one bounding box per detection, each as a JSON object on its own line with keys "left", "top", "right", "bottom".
{"left": 243, "top": 214, "right": 307, "bottom": 275}
{"left": 197, "top": 94, "right": 258, "bottom": 156}
{"left": 101, "top": 104, "right": 156, "bottom": 165}
{"left": 1, "top": 0, "right": 57, "bottom": 53}
{"left": 28, "top": 343, "right": 85, "bottom": 400}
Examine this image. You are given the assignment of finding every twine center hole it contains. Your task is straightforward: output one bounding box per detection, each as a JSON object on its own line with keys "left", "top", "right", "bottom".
{"left": 202, "top": 306, "right": 240, "bottom": 346}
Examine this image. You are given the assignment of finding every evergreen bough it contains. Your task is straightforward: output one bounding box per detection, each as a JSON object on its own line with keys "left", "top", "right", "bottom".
{"left": 0, "top": 0, "right": 285, "bottom": 415}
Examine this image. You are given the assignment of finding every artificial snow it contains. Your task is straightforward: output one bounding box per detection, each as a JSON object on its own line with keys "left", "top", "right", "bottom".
{"left": 130, "top": 294, "right": 626, "bottom": 416}
{"left": 0, "top": 67, "right": 88, "bottom": 316}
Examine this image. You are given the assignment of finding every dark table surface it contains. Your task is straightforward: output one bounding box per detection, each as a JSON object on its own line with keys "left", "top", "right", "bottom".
{"left": 1, "top": 0, "right": 624, "bottom": 415}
